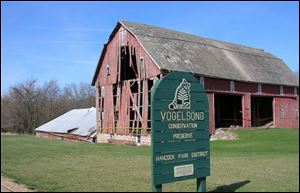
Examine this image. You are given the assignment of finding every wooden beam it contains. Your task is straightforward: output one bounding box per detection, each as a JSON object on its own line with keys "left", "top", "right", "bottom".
{"left": 129, "top": 44, "right": 132, "bottom": 67}
{"left": 142, "top": 80, "right": 149, "bottom": 129}
{"left": 95, "top": 85, "right": 100, "bottom": 132}
{"left": 131, "top": 46, "right": 138, "bottom": 78}
{"left": 117, "top": 39, "right": 121, "bottom": 83}
{"left": 128, "top": 85, "right": 143, "bottom": 124}
{"left": 137, "top": 80, "right": 141, "bottom": 127}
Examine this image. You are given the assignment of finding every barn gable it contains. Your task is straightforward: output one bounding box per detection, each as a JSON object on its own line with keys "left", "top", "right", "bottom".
{"left": 92, "top": 22, "right": 160, "bottom": 87}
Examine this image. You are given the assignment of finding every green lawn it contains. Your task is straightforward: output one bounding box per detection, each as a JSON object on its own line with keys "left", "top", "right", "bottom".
{"left": 1, "top": 128, "right": 299, "bottom": 192}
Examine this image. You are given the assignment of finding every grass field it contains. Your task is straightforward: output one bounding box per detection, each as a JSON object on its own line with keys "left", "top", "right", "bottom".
{"left": 1, "top": 128, "right": 299, "bottom": 192}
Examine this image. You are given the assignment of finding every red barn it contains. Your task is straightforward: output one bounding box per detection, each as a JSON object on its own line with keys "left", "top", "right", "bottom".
{"left": 92, "top": 21, "right": 299, "bottom": 145}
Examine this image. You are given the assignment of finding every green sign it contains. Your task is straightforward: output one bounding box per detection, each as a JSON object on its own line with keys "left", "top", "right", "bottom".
{"left": 151, "top": 72, "right": 210, "bottom": 192}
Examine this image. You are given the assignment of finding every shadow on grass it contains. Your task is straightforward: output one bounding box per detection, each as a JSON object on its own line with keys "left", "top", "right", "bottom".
{"left": 210, "top": 180, "right": 251, "bottom": 192}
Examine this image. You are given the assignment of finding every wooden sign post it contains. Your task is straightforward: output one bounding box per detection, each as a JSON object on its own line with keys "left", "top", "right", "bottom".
{"left": 151, "top": 72, "right": 210, "bottom": 192}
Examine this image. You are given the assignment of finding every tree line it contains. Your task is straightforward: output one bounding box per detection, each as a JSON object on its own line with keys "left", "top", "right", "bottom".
{"left": 1, "top": 79, "right": 95, "bottom": 134}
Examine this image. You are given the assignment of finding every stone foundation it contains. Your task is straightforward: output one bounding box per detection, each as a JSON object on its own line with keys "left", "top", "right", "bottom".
{"left": 97, "top": 133, "right": 151, "bottom": 146}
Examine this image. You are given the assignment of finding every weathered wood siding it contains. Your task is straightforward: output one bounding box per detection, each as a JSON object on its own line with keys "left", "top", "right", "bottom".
{"left": 242, "top": 93, "right": 251, "bottom": 128}
{"left": 273, "top": 96, "right": 299, "bottom": 128}
{"left": 94, "top": 25, "right": 160, "bottom": 135}
{"left": 95, "top": 26, "right": 160, "bottom": 87}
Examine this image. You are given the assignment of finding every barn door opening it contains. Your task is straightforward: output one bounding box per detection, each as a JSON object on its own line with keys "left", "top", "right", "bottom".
{"left": 120, "top": 45, "right": 138, "bottom": 81}
{"left": 251, "top": 96, "right": 273, "bottom": 127}
{"left": 215, "top": 94, "right": 242, "bottom": 128}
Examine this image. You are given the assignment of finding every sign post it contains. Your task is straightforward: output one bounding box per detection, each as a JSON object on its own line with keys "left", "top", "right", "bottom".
{"left": 151, "top": 71, "right": 210, "bottom": 192}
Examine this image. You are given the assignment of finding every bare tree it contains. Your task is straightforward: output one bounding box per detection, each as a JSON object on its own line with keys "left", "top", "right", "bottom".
{"left": 42, "top": 80, "right": 61, "bottom": 120}
{"left": 9, "top": 79, "right": 44, "bottom": 133}
{"left": 1, "top": 79, "right": 95, "bottom": 134}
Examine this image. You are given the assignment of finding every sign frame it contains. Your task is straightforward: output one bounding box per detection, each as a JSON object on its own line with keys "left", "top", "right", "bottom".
{"left": 151, "top": 71, "right": 210, "bottom": 192}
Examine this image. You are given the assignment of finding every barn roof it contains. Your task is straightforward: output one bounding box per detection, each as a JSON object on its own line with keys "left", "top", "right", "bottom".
{"left": 118, "top": 21, "right": 298, "bottom": 86}
{"left": 35, "top": 107, "right": 96, "bottom": 137}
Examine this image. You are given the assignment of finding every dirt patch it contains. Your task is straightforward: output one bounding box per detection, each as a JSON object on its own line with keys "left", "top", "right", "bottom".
{"left": 1, "top": 176, "right": 35, "bottom": 192}
{"left": 210, "top": 128, "right": 238, "bottom": 141}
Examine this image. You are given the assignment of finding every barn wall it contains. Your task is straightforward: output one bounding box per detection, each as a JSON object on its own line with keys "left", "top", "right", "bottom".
{"left": 95, "top": 25, "right": 161, "bottom": 137}
{"left": 207, "top": 93, "right": 215, "bottom": 134}
{"left": 235, "top": 82, "right": 257, "bottom": 93}
{"left": 96, "top": 36, "right": 118, "bottom": 86}
{"left": 273, "top": 96, "right": 299, "bottom": 128}
{"left": 263, "top": 84, "right": 280, "bottom": 95}
{"left": 204, "top": 77, "right": 297, "bottom": 96}
{"left": 284, "top": 86, "right": 295, "bottom": 95}
{"left": 95, "top": 86, "right": 100, "bottom": 131}
{"left": 204, "top": 76, "right": 299, "bottom": 131}
{"left": 242, "top": 93, "right": 251, "bottom": 128}
{"left": 205, "top": 78, "right": 230, "bottom": 91}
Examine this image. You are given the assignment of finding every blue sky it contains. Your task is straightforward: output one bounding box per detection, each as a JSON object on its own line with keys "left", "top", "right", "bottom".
{"left": 1, "top": 1, "right": 299, "bottom": 94}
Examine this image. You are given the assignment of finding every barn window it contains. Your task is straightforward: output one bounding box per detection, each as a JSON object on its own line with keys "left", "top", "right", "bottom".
{"left": 230, "top": 81, "right": 235, "bottom": 92}
{"left": 280, "top": 108, "right": 285, "bottom": 119}
{"left": 120, "top": 28, "right": 126, "bottom": 46}
{"left": 101, "top": 86, "right": 105, "bottom": 97}
{"left": 106, "top": 64, "right": 110, "bottom": 76}
{"left": 200, "top": 77, "right": 205, "bottom": 89}
{"left": 258, "top": 84, "right": 262, "bottom": 93}
{"left": 294, "top": 87, "right": 298, "bottom": 96}
{"left": 140, "top": 57, "right": 145, "bottom": 79}
{"left": 280, "top": 86, "right": 284, "bottom": 95}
